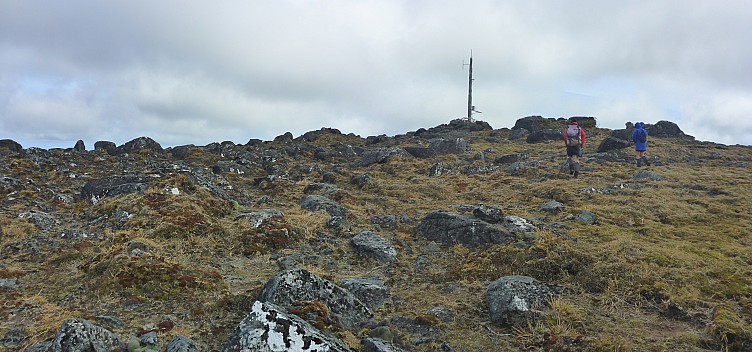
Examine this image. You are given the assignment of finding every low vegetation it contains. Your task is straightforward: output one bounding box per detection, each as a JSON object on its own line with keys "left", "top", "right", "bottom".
{"left": 1, "top": 123, "right": 751, "bottom": 351}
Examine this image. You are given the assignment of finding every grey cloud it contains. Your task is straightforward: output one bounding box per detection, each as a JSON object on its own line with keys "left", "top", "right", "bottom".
{"left": 1, "top": 0, "right": 751, "bottom": 147}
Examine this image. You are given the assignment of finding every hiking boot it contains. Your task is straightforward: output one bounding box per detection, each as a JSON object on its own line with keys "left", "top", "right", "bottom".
{"left": 573, "top": 162, "right": 580, "bottom": 178}
{"left": 636, "top": 159, "right": 641, "bottom": 167}
{"left": 642, "top": 156, "right": 650, "bottom": 166}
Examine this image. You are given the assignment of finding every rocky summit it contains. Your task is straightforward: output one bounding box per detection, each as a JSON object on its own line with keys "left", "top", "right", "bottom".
{"left": 1, "top": 117, "right": 751, "bottom": 351}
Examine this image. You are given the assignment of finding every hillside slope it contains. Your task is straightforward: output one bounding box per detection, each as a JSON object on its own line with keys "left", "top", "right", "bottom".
{"left": 1, "top": 118, "right": 751, "bottom": 351}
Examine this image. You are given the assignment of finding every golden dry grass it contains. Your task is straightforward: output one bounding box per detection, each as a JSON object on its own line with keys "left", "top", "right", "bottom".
{"left": 1, "top": 127, "right": 751, "bottom": 351}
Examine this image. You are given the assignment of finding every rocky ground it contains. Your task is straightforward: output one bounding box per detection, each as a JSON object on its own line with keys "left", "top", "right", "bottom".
{"left": 1, "top": 116, "right": 751, "bottom": 351}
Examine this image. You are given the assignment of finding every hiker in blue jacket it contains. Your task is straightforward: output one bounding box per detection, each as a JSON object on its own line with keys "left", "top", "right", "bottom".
{"left": 632, "top": 122, "right": 650, "bottom": 167}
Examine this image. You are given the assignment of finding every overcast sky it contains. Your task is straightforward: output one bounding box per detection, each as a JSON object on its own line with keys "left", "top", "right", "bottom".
{"left": 1, "top": 0, "right": 751, "bottom": 149}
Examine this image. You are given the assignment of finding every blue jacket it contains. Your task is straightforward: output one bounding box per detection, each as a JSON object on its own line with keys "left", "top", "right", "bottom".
{"left": 632, "top": 122, "right": 648, "bottom": 151}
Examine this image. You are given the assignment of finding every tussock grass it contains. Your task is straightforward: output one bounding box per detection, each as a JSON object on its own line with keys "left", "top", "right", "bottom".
{"left": 1, "top": 128, "right": 751, "bottom": 351}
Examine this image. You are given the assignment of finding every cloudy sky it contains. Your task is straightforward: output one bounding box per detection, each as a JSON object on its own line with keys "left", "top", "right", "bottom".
{"left": 1, "top": 0, "right": 751, "bottom": 149}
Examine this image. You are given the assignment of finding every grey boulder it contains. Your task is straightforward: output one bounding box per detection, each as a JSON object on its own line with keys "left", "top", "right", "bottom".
{"left": 222, "top": 301, "right": 351, "bottom": 352}
{"left": 487, "top": 276, "right": 555, "bottom": 327}
{"left": 258, "top": 269, "right": 372, "bottom": 329}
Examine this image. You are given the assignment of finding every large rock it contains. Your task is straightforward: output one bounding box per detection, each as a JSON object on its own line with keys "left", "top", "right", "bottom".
{"left": 351, "top": 231, "right": 398, "bottom": 263}
{"left": 80, "top": 175, "right": 149, "bottom": 203}
{"left": 300, "top": 195, "right": 348, "bottom": 217}
{"left": 353, "top": 149, "right": 391, "bottom": 167}
{"left": 597, "top": 135, "right": 631, "bottom": 153}
{"left": 403, "top": 146, "right": 436, "bottom": 159}
{"left": 526, "top": 129, "right": 563, "bottom": 143}
{"left": 472, "top": 205, "right": 503, "bottom": 223}
{"left": 512, "top": 116, "right": 550, "bottom": 133}
{"left": 362, "top": 338, "right": 410, "bottom": 352}
{"left": 416, "top": 211, "right": 514, "bottom": 247}
{"left": 648, "top": 120, "right": 686, "bottom": 138}
{"left": 428, "top": 138, "right": 468, "bottom": 154}
{"left": 0, "top": 139, "right": 23, "bottom": 153}
{"left": 118, "top": 136, "right": 163, "bottom": 155}
{"left": 165, "top": 336, "right": 200, "bottom": 352}
{"left": 93, "top": 141, "right": 117, "bottom": 155}
{"left": 339, "top": 278, "right": 390, "bottom": 310}
{"left": 49, "top": 318, "right": 125, "bottom": 352}
{"left": 222, "top": 301, "right": 351, "bottom": 352}
{"left": 73, "top": 140, "right": 86, "bottom": 152}
{"left": 258, "top": 269, "right": 373, "bottom": 329}
{"left": 487, "top": 276, "right": 555, "bottom": 326}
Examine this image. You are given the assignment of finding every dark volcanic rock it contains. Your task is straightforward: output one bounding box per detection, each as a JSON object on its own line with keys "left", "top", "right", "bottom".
{"left": 354, "top": 149, "right": 391, "bottom": 167}
{"left": 300, "top": 195, "right": 348, "bottom": 217}
{"left": 597, "top": 135, "right": 631, "bottom": 152}
{"left": 403, "top": 146, "right": 436, "bottom": 159}
{"left": 429, "top": 138, "right": 468, "bottom": 154}
{"left": 119, "top": 136, "right": 163, "bottom": 155}
{"left": 73, "top": 140, "right": 86, "bottom": 152}
{"left": 94, "top": 141, "right": 117, "bottom": 155}
{"left": 339, "top": 278, "right": 390, "bottom": 310}
{"left": 222, "top": 301, "right": 351, "bottom": 352}
{"left": 416, "top": 211, "right": 513, "bottom": 247}
{"left": 258, "top": 269, "right": 373, "bottom": 329}
{"left": 80, "top": 175, "right": 149, "bottom": 203}
{"left": 351, "top": 230, "right": 398, "bottom": 263}
{"left": 526, "top": 129, "right": 562, "bottom": 143}
{"left": 649, "top": 120, "right": 686, "bottom": 138}
{"left": 0, "top": 139, "right": 23, "bottom": 153}
{"left": 512, "top": 116, "right": 552, "bottom": 133}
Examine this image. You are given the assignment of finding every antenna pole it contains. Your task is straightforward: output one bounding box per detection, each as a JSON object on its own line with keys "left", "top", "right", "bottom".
{"left": 467, "top": 54, "right": 473, "bottom": 124}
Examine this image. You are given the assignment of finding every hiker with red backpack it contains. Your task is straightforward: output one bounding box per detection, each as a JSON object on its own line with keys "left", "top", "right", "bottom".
{"left": 632, "top": 122, "right": 650, "bottom": 167}
{"left": 564, "top": 120, "right": 586, "bottom": 177}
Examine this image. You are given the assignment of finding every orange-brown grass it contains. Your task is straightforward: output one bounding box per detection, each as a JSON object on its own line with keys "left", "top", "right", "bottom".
{"left": 1, "top": 128, "right": 751, "bottom": 351}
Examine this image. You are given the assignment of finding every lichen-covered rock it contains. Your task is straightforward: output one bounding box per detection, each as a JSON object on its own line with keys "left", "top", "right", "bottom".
{"left": 539, "top": 200, "right": 565, "bottom": 213}
{"left": 234, "top": 209, "right": 284, "bottom": 228}
{"left": 428, "top": 138, "right": 468, "bottom": 154}
{"left": 165, "top": 336, "right": 200, "bottom": 352}
{"left": 49, "top": 318, "right": 125, "bottom": 352}
{"left": 300, "top": 195, "right": 348, "bottom": 217}
{"left": 416, "top": 211, "right": 513, "bottom": 247}
{"left": 487, "top": 276, "right": 555, "bottom": 326}
{"left": 339, "top": 278, "right": 390, "bottom": 309}
{"left": 575, "top": 211, "right": 597, "bottom": 224}
{"left": 18, "top": 211, "right": 56, "bottom": 231}
{"left": 362, "top": 338, "right": 409, "bottom": 352}
{"left": 222, "top": 301, "right": 351, "bottom": 352}
{"left": 80, "top": 174, "right": 149, "bottom": 203}
{"left": 472, "top": 204, "right": 503, "bottom": 223}
{"left": 258, "top": 269, "right": 372, "bottom": 329}
{"left": 351, "top": 231, "right": 398, "bottom": 263}
{"left": 503, "top": 216, "right": 535, "bottom": 235}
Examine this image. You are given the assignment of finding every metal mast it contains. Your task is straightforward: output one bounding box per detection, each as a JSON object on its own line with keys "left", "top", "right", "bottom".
{"left": 467, "top": 55, "right": 473, "bottom": 123}
{"left": 463, "top": 52, "right": 480, "bottom": 124}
